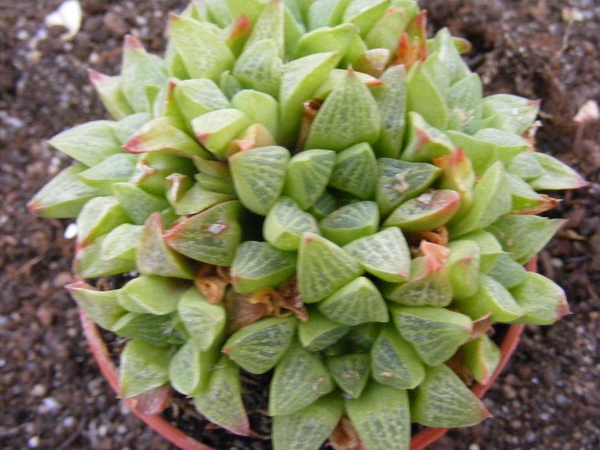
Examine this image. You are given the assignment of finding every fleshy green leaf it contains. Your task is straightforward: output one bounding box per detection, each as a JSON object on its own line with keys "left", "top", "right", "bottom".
{"left": 391, "top": 305, "right": 473, "bottom": 366}
{"left": 168, "top": 340, "right": 218, "bottom": 396}
{"left": 298, "top": 309, "right": 350, "bottom": 352}
{"left": 326, "top": 353, "right": 370, "bottom": 398}
{"left": 320, "top": 201, "right": 379, "bottom": 246}
{"left": 223, "top": 317, "right": 298, "bottom": 374}
{"left": 456, "top": 229, "right": 504, "bottom": 273}
{"left": 304, "top": 69, "right": 381, "bottom": 151}
{"left": 279, "top": 52, "right": 340, "bottom": 147}
{"left": 230, "top": 241, "right": 297, "bottom": 293}
{"left": 269, "top": 343, "right": 335, "bottom": 416}
{"left": 112, "top": 182, "right": 169, "bottom": 226}
{"left": 345, "top": 381, "right": 411, "bottom": 450}
{"left": 67, "top": 282, "right": 126, "bottom": 330}
{"left": 118, "top": 275, "right": 188, "bottom": 315}
{"left": 375, "top": 158, "right": 440, "bottom": 217}
{"left": 462, "top": 334, "right": 501, "bottom": 384}
{"left": 487, "top": 253, "right": 526, "bottom": 289}
{"left": 411, "top": 364, "right": 491, "bottom": 427}
{"left": 400, "top": 112, "right": 455, "bottom": 162}
{"left": 448, "top": 162, "right": 512, "bottom": 238}
{"left": 229, "top": 146, "right": 290, "bottom": 215}
{"left": 371, "top": 65, "right": 408, "bottom": 158}
{"left": 446, "top": 240, "right": 481, "bottom": 299}
{"left": 74, "top": 235, "right": 136, "bottom": 278}
{"left": 482, "top": 94, "right": 540, "bottom": 135}
{"left": 343, "top": 227, "right": 411, "bottom": 283}
{"left": 297, "top": 233, "right": 364, "bottom": 303}
{"left": 318, "top": 277, "right": 389, "bottom": 325}
{"left": 233, "top": 40, "right": 283, "bottom": 99}
{"left": 120, "top": 340, "right": 170, "bottom": 398}
{"left": 383, "top": 189, "right": 461, "bottom": 232}
{"left": 178, "top": 286, "right": 226, "bottom": 351}
{"left": 28, "top": 165, "right": 102, "bottom": 219}
{"left": 194, "top": 355, "right": 250, "bottom": 436}
{"left": 169, "top": 15, "right": 235, "bottom": 81}
{"left": 509, "top": 272, "right": 570, "bottom": 325}
{"left": 112, "top": 312, "right": 182, "bottom": 347}
{"left": 264, "top": 197, "right": 320, "bottom": 251}
{"left": 328, "top": 142, "right": 378, "bottom": 199}
{"left": 452, "top": 274, "right": 524, "bottom": 323}
{"left": 291, "top": 23, "right": 358, "bottom": 61}
{"left": 231, "top": 89, "right": 280, "bottom": 139}
{"left": 273, "top": 393, "right": 344, "bottom": 450}
{"left": 76, "top": 196, "right": 131, "bottom": 246}
{"left": 406, "top": 62, "right": 448, "bottom": 130}
{"left": 77, "top": 153, "right": 138, "bottom": 194}
{"left": 528, "top": 152, "right": 589, "bottom": 190}
{"left": 486, "top": 215, "right": 565, "bottom": 265}
{"left": 164, "top": 200, "right": 243, "bottom": 266}
{"left": 49, "top": 121, "right": 122, "bottom": 167}
{"left": 371, "top": 324, "right": 425, "bottom": 390}
{"left": 282, "top": 150, "right": 336, "bottom": 210}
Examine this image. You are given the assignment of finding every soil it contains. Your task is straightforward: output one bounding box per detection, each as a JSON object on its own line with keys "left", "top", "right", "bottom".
{"left": 1, "top": 1, "right": 598, "bottom": 449}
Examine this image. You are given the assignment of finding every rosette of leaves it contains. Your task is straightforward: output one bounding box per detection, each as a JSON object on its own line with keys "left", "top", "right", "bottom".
{"left": 29, "top": 1, "right": 588, "bottom": 449}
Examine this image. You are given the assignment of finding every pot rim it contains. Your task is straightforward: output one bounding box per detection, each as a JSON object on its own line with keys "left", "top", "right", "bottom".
{"left": 78, "top": 258, "right": 536, "bottom": 450}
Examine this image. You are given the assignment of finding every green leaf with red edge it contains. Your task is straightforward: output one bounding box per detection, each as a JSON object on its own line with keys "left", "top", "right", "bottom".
{"left": 455, "top": 229, "right": 504, "bottom": 273}
{"left": 382, "top": 189, "right": 461, "bottom": 232}
{"left": 486, "top": 215, "right": 566, "bottom": 265}
{"left": 375, "top": 157, "right": 440, "bottom": 217}
{"left": 269, "top": 343, "right": 335, "bottom": 416}
{"left": 304, "top": 69, "right": 381, "bottom": 152}
{"left": 446, "top": 239, "right": 481, "bottom": 299}
{"left": 400, "top": 112, "right": 455, "bottom": 162}
{"left": 120, "top": 340, "right": 170, "bottom": 398}
{"left": 194, "top": 354, "right": 250, "bottom": 436}
{"left": 87, "top": 70, "right": 133, "bottom": 120}
{"left": 48, "top": 120, "right": 123, "bottom": 167}
{"left": 169, "top": 15, "right": 234, "bottom": 81}
{"left": 482, "top": 94, "right": 540, "bottom": 135}
{"left": 67, "top": 281, "right": 127, "bottom": 331}
{"left": 136, "top": 213, "right": 197, "bottom": 280}
{"left": 27, "top": 165, "right": 102, "bottom": 219}
{"left": 448, "top": 161, "right": 512, "bottom": 238}
{"left": 528, "top": 152, "right": 589, "bottom": 190}
{"left": 297, "top": 233, "right": 364, "bottom": 304}
{"left": 411, "top": 364, "right": 491, "bottom": 427}
{"left": 462, "top": 334, "right": 501, "bottom": 385}
{"left": 509, "top": 272, "right": 571, "bottom": 325}
{"left": 164, "top": 200, "right": 243, "bottom": 266}
{"left": 76, "top": 196, "right": 131, "bottom": 246}
{"left": 345, "top": 381, "right": 411, "bottom": 450}
{"left": 263, "top": 197, "right": 321, "bottom": 251}
{"left": 273, "top": 393, "right": 344, "bottom": 450}
{"left": 343, "top": 226, "right": 411, "bottom": 283}
{"left": 75, "top": 235, "right": 137, "bottom": 278}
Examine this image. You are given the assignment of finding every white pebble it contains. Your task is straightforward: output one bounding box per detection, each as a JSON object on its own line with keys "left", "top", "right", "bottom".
{"left": 64, "top": 223, "right": 78, "bottom": 239}
{"left": 45, "top": 0, "right": 82, "bottom": 41}
{"left": 28, "top": 436, "right": 40, "bottom": 448}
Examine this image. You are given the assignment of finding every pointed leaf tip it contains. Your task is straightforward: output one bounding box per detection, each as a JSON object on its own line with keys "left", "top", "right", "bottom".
{"left": 124, "top": 34, "right": 144, "bottom": 50}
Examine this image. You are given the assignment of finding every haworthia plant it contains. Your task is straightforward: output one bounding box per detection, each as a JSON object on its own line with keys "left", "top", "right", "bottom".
{"left": 29, "top": 1, "right": 587, "bottom": 449}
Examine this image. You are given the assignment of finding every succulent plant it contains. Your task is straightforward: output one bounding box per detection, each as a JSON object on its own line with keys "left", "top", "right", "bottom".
{"left": 29, "top": 1, "right": 588, "bottom": 449}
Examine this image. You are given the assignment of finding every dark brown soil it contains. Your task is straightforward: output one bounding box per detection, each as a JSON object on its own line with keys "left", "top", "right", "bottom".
{"left": 1, "top": 1, "right": 598, "bottom": 449}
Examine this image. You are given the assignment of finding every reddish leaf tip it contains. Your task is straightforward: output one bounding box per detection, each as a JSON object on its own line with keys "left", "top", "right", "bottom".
{"left": 124, "top": 34, "right": 144, "bottom": 50}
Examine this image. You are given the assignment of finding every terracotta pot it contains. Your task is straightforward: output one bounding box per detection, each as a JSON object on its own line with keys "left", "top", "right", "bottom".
{"left": 78, "top": 258, "right": 537, "bottom": 450}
